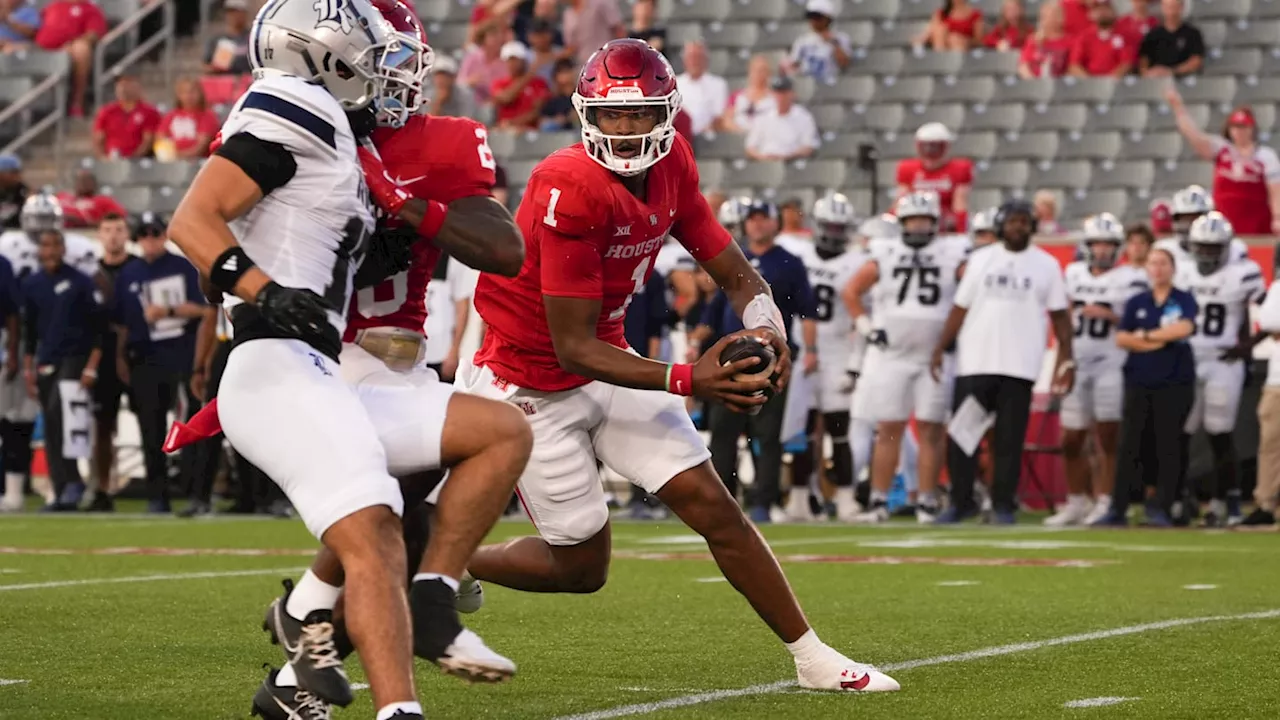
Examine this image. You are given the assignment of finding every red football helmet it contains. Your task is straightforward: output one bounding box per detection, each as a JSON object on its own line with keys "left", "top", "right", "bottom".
{"left": 371, "top": 0, "right": 433, "bottom": 127}
{"left": 572, "top": 39, "right": 682, "bottom": 176}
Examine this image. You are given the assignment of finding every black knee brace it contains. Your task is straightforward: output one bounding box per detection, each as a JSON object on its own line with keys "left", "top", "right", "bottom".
{"left": 1, "top": 421, "right": 34, "bottom": 479}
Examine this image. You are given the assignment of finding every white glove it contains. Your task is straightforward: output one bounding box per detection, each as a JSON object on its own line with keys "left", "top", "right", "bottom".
{"left": 854, "top": 314, "right": 874, "bottom": 339}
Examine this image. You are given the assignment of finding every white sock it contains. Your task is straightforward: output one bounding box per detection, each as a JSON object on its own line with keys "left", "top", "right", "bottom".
{"left": 413, "top": 572, "right": 459, "bottom": 592}
{"left": 785, "top": 628, "right": 825, "bottom": 662}
{"left": 1067, "top": 493, "right": 1089, "bottom": 506}
{"left": 275, "top": 663, "right": 298, "bottom": 688}
{"left": 1093, "top": 494, "right": 1111, "bottom": 507}
{"left": 376, "top": 701, "right": 423, "bottom": 720}
{"left": 285, "top": 570, "right": 342, "bottom": 622}
{"left": 3, "top": 472, "right": 22, "bottom": 500}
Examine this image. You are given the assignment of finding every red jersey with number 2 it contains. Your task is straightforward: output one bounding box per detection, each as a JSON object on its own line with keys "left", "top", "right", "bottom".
{"left": 344, "top": 114, "right": 497, "bottom": 341}
{"left": 474, "top": 134, "right": 730, "bottom": 392}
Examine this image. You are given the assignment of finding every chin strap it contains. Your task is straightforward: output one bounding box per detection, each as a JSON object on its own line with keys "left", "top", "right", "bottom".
{"left": 742, "top": 293, "right": 787, "bottom": 341}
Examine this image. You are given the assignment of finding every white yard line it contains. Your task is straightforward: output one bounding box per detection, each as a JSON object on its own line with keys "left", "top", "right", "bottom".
{"left": 550, "top": 609, "right": 1280, "bottom": 720}
{"left": 1064, "top": 696, "right": 1139, "bottom": 708}
{"left": 0, "top": 567, "right": 305, "bottom": 592}
{"left": 0, "top": 679, "right": 29, "bottom": 687}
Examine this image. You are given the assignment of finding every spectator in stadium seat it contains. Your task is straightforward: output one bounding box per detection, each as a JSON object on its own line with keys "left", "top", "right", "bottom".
{"left": 745, "top": 76, "right": 818, "bottom": 161}
{"left": 55, "top": 169, "right": 125, "bottom": 229}
{"left": 914, "top": 0, "right": 985, "bottom": 51}
{"left": 786, "top": 0, "right": 852, "bottom": 85}
{"left": 526, "top": 18, "right": 562, "bottom": 84}
{"left": 517, "top": 0, "right": 562, "bottom": 47}
{"left": 1059, "top": 0, "right": 1094, "bottom": 38}
{"left": 1068, "top": 0, "right": 1136, "bottom": 77}
{"left": 491, "top": 41, "right": 551, "bottom": 131}
{"left": 539, "top": 58, "right": 579, "bottom": 131}
{"left": 676, "top": 41, "right": 729, "bottom": 135}
{"left": 983, "top": 0, "right": 1034, "bottom": 51}
{"left": 1166, "top": 87, "right": 1280, "bottom": 235}
{"left": 721, "top": 55, "right": 775, "bottom": 134}
{"left": 202, "top": 0, "right": 250, "bottom": 75}
{"left": 1018, "top": 1, "right": 1074, "bottom": 78}
{"left": 1248, "top": 283, "right": 1280, "bottom": 527}
{"left": 1115, "top": 0, "right": 1158, "bottom": 48}
{"left": 156, "top": 78, "right": 219, "bottom": 161}
{"left": 34, "top": 0, "right": 106, "bottom": 117}
{"left": 628, "top": 0, "right": 666, "bottom": 54}
{"left": 0, "top": 154, "right": 28, "bottom": 230}
{"left": 460, "top": 27, "right": 511, "bottom": 106}
{"left": 896, "top": 123, "right": 973, "bottom": 232}
{"left": 468, "top": 0, "right": 519, "bottom": 47}
{"left": 427, "top": 55, "right": 478, "bottom": 120}
{"left": 1032, "top": 189, "right": 1065, "bottom": 234}
{"left": 563, "top": 0, "right": 626, "bottom": 65}
{"left": 1137, "top": 0, "right": 1203, "bottom": 77}
{"left": 92, "top": 74, "right": 161, "bottom": 160}
{"left": 0, "top": 0, "right": 41, "bottom": 52}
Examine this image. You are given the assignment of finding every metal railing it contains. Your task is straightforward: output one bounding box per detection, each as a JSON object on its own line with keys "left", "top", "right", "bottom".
{"left": 93, "top": 0, "right": 177, "bottom": 110}
{"left": 198, "top": 0, "right": 222, "bottom": 46}
{"left": 0, "top": 68, "right": 69, "bottom": 171}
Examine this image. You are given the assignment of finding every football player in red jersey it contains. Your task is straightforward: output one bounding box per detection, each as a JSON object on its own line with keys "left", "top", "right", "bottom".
{"left": 437, "top": 39, "right": 898, "bottom": 693}
{"left": 895, "top": 122, "right": 974, "bottom": 232}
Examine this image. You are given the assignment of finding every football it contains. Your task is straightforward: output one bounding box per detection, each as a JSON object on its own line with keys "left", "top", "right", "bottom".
{"left": 718, "top": 335, "right": 779, "bottom": 406}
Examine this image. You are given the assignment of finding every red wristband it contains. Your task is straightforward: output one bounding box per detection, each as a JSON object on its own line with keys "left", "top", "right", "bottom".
{"left": 416, "top": 199, "right": 448, "bottom": 241}
{"left": 667, "top": 363, "right": 694, "bottom": 396}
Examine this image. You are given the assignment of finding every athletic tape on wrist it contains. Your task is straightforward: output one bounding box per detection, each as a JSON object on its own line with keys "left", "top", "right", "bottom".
{"left": 667, "top": 363, "right": 694, "bottom": 396}
{"left": 742, "top": 293, "right": 787, "bottom": 341}
{"left": 209, "top": 247, "right": 255, "bottom": 295}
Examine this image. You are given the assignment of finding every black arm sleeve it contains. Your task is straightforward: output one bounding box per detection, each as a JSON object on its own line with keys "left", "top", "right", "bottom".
{"left": 353, "top": 225, "right": 417, "bottom": 290}
{"left": 214, "top": 132, "right": 298, "bottom": 196}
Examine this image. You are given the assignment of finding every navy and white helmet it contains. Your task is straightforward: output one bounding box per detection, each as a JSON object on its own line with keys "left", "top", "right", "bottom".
{"left": 1170, "top": 184, "right": 1214, "bottom": 247}
{"left": 812, "top": 191, "right": 857, "bottom": 255}
{"left": 248, "top": 0, "right": 412, "bottom": 112}
{"left": 19, "top": 191, "right": 63, "bottom": 235}
{"left": 894, "top": 190, "right": 940, "bottom": 249}
{"left": 1081, "top": 212, "right": 1124, "bottom": 271}
{"left": 1188, "top": 210, "right": 1233, "bottom": 275}
{"left": 718, "top": 195, "right": 752, "bottom": 232}
{"left": 969, "top": 207, "right": 998, "bottom": 247}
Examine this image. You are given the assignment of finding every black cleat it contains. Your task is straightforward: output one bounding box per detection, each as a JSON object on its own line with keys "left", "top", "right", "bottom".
{"left": 82, "top": 493, "right": 114, "bottom": 512}
{"left": 1240, "top": 508, "right": 1277, "bottom": 527}
{"left": 410, "top": 578, "right": 516, "bottom": 683}
{"left": 263, "top": 580, "right": 353, "bottom": 707}
{"left": 251, "top": 667, "right": 332, "bottom": 720}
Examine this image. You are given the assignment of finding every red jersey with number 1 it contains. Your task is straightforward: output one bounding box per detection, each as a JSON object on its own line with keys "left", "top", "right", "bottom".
{"left": 344, "top": 114, "right": 497, "bottom": 341}
{"left": 474, "top": 134, "right": 730, "bottom": 392}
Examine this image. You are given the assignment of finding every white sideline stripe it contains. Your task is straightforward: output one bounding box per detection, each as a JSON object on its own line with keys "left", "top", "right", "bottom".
{"left": 1064, "top": 696, "right": 1139, "bottom": 708}
{"left": 0, "top": 567, "right": 305, "bottom": 592}
{"left": 0, "top": 679, "right": 28, "bottom": 687}
{"left": 551, "top": 609, "right": 1280, "bottom": 720}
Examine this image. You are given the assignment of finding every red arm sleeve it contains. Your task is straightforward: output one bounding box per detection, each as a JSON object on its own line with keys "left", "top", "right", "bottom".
{"left": 670, "top": 137, "right": 730, "bottom": 263}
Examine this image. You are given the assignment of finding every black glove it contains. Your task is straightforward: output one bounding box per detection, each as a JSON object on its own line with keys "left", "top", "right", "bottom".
{"left": 1219, "top": 344, "right": 1252, "bottom": 362}
{"left": 867, "top": 329, "right": 889, "bottom": 349}
{"left": 354, "top": 225, "right": 417, "bottom": 289}
{"left": 255, "top": 281, "right": 338, "bottom": 349}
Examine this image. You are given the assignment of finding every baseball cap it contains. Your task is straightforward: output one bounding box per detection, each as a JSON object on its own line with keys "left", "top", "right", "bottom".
{"left": 500, "top": 41, "right": 531, "bottom": 62}
{"left": 0, "top": 154, "right": 21, "bottom": 173}
{"left": 770, "top": 75, "right": 793, "bottom": 92}
{"left": 744, "top": 199, "right": 778, "bottom": 220}
{"left": 805, "top": 0, "right": 837, "bottom": 18}
{"left": 135, "top": 211, "right": 166, "bottom": 238}
{"left": 432, "top": 54, "right": 458, "bottom": 75}
{"left": 529, "top": 18, "right": 555, "bottom": 34}
{"left": 1228, "top": 107, "right": 1256, "bottom": 127}
{"left": 223, "top": 0, "right": 248, "bottom": 10}
{"left": 1149, "top": 198, "right": 1173, "bottom": 234}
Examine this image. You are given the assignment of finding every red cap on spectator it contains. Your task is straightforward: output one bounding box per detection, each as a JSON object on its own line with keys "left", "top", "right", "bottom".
{"left": 1229, "top": 108, "right": 1256, "bottom": 127}
{"left": 1150, "top": 198, "right": 1173, "bottom": 234}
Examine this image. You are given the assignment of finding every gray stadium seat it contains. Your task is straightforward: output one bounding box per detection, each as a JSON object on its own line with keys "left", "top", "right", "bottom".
{"left": 811, "top": 76, "right": 875, "bottom": 104}
{"left": 896, "top": 0, "right": 938, "bottom": 20}
{"left": 697, "top": 132, "right": 747, "bottom": 159}
{"left": 704, "top": 22, "right": 761, "bottom": 50}
{"left": 503, "top": 160, "right": 539, "bottom": 187}
{"left": 968, "top": 188, "right": 1006, "bottom": 212}
{"left": 107, "top": 186, "right": 152, "bottom": 214}
{"left": 1229, "top": 19, "right": 1280, "bottom": 47}
{"left": 849, "top": 103, "right": 905, "bottom": 132}
{"left": 1092, "top": 160, "right": 1156, "bottom": 190}
{"left": 732, "top": 0, "right": 791, "bottom": 21}
{"left": 992, "top": 131, "right": 1060, "bottom": 161}
{"left": 838, "top": 21, "right": 877, "bottom": 47}
{"left": 1117, "top": 131, "right": 1184, "bottom": 161}
{"left": 150, "top": 186, "right": 183, "bottom": 215}
{"left": 1254, "top": 0, "right": 1280, "bottom": 17}
{"left": 1193, "top": 0, "right": 1252, "bottom": 20}
{"left": 790, "top": 74, "right": 818, "bottom": 102}
{"left": 952, "top": 131, "right": 998, "bottom": 159}
{"left": 843, "top": 0, "right": 903, "bottom": 21}
{"left": 1148, "top": 103, "right": 1209, "bottom": 132}
{"left": 811, "top": 103, "right": 848, "bottom": 132}
{"left": 974, "top": 160, "right": 1031, "bottom": 188}
{"left": 836, "top": 188, "right": 875, "bottom": 214}
{"left": 1161, "top": 160, "right": 1214, "bottom": 188}
{"left": 698, "top": 159, "right": 727, "bottom": 189}
{"left": 415, "top": 0, "right": 466, "bottom": 22}
{"left": 1057, "top": 131, "right": 1123, "bottom": 160}
{"left": 514, "top": 131, "right": 577, "bottom": 160}
{"left": 870, "top": 20, "right": 928, "bottom": 48}
{"left": 1204, "top": 49, "right": 1263, "bottom": 77}
{"left": 1086, "top": 103, "right": 1150, "bottom": 133}
{"left": 904, "top": 103, "right": 966, "bottom": 133}
{"left": 97, "top": 0, "right": 138, "bottom": 23}
{"left": 876, "top": 133, "right": 920, "bottom": 159}
{"left": 486, "top": 130, "right": 517, "bottom": 160}
{"left": 666, "top": 0, "right": 733, "bottom": 22}
{"left": 756, "top": 20, "right": 810, "bottom": 50}
{"left": 89, "top": 159, "right": 135, "bottom": 187}
{"left": 665, "top": 22, "right": 705, "bottom": 47}
{"left": 8, "top": 51, "right": 70, "bottom": 78}
{"left": 1030, "top": 160, "right": 1092, "bottom": 190}
{"left": 997, "top": 77, "right": 1055, "bottom": 104}
{"left": 816, "top": 132, "right": 874, "bottom": 159}
{"left": 132, "top": 160, "right": 201, "bottom": 187}
{"left": 965, "top": 103, "right": 1027, "bottom": 133}
{"left": 705, "top": 49, "right": 735, "bottom": 75}
{"left": 962, "top": 50, "right": 1021, "bottom": 77}
{"left": 1023, "top": 103, "right": 1088, "bottom": 132}
{"left": 899, "top": 51, "right": 964, "bottom": 77}
{"left": 426, "top": 22, "right": 468, "bottom": 51}
{"left": 932, "top": 77, "right": 998, "bottom": 105}
{"left": 1197, "top": 20, "right": 1228, "bottom": 48}
{"left": 1234, "top": 77, "right": 1280, "bottom": 108}
{"left": 856, "top": 49, "right": 906, "bottom": 76}
{"left": 875, "top": 160, "right": 898, "bottom": 188}
{"left": 1251, "top": 104, "right": 1277, "bottom": 134}
{"left": 1066, "top": 190, "right": 1129, "bottom": 220}
{"left": 1054, "top": 77, "right": 1116, "bottom": 105}
{"left": 873, "top": 76, "right": 934, "bottom": 104}
{"left": 1115, "top": 77, "right": 1170, "bottom": 104}
{"left": 1177, "top": 77, "right": 1237, "bottom": 106}
{"left": 0, "top": 77, "right": 33, "bottom": 104}
{"left": 785, "top": 159, "right": 847, "bottom": 188}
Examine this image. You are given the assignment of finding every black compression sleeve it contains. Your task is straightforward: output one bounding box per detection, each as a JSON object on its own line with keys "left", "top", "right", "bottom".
{"left": 215, "top": 132, "right": 297, "bottom": 196}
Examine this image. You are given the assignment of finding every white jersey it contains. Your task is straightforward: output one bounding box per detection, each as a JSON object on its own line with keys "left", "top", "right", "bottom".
{"left": 1178, "top": 258, "right": 1265, "bottom": 360}
{"left": 218, "top": 74, "right": 375, "bottom": 344}
{"left": 653, "top": 239, "right": 694, "bottom": 277}
{"left": 776, "top": 233, "right": 820, "bottom": 267}
{"left": 0, "top": 230, "right": 99, "bottom": 280}
{"left": 869, "top": 234, "right": 970, "bottom": 360}
{"left": 806, "top": 248, "right": 866, "bottom": 358}
{"left": 1064, "top": 261, "right": 1147, "bottom": 369}
{"left": 1156, "top": 237, "right": 1250, "bottom": 275}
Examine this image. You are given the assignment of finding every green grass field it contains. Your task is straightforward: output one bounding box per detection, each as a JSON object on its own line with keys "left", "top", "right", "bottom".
{"left": 1, "top": 508, "right": 1278, "bottom": 719}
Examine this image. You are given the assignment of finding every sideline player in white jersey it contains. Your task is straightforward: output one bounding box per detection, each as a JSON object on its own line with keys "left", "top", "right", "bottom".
{"left": 1046, "top": 214, "right": 1147, "bottom": 527}
{"left": 163, "top": 2, "right": 530, "bottom": 718}
{"left": 969, "top": 207, "right": 999, "bottom": 249}
{"left": 1157, "top": 185, "right": 1249, "bottom": 270}
{"left": 847, "top": 191, "right": 969, "bottom": 523}
{"left": 1178, "top": 212, "right": 1265, "bottom": 527}
{"left": 791, "top": 191, "right": 865, "bottom": 520}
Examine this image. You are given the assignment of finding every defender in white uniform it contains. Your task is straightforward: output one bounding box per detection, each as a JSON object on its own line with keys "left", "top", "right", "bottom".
{"left": 1046, "top": 213, "right": 1146, "bottom": 526}
{"left": 1179, "top": 212, "right": 1265, "bottom": 526}
{"left": 848, "top": 191, "right": 969, "bottom": 523}
{"left": 969, "top": 207, "right": 999, "bottom": 250}
{"left": 1156, "top": 185, "right": 1249, "bottom": 272}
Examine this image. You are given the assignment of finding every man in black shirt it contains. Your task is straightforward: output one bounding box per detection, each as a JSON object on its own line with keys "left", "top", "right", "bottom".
{"left": 0, "top": 155, "right": 27, "bottom": 231}
{"left": 1139, "top": 0, "right": 1204, "bottom": 77}
{"left": 22, "top": 230, "right": 102, "bottom": 511}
